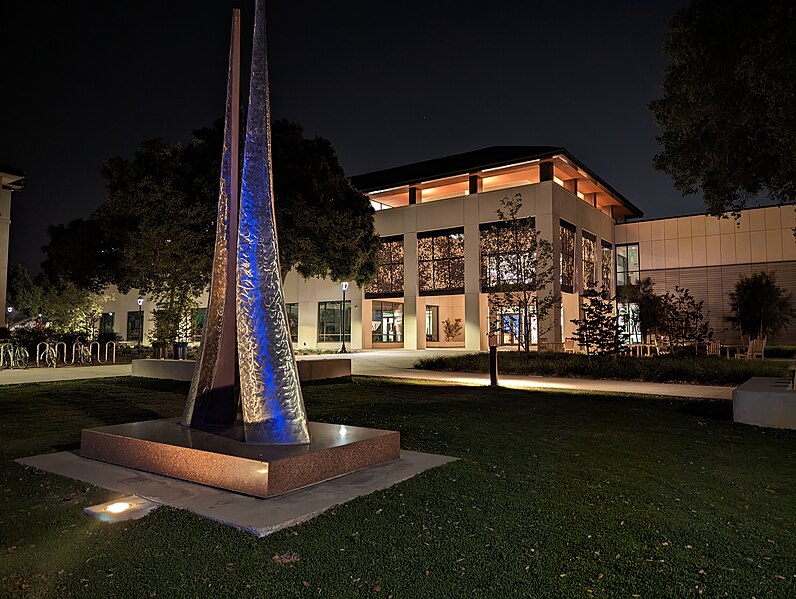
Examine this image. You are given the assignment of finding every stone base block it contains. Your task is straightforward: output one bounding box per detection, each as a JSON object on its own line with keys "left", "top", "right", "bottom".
{"left": 733, "top": 377, "right": 796, "bottom": 430}
{"left": 131, "top": 358, "right": 351, "bottom": 383}
{"left": 80, "top": 418, "right": 400, "bottom": 498}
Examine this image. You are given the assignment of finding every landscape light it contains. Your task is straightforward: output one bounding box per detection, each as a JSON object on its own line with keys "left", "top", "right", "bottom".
{"left": 105, "top": 502, "right": 131, "bottom": 514}
{"left": 84, "top": 495, "right": 160, "bottom": 523}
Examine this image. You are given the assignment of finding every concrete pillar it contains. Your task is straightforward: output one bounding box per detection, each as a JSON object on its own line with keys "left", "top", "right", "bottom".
{"left": 463, "top": 222, "right": 481, "bottom": 350}
{"left": 298, "top": 301, "right": 317, "bottom": 350}
{"left": 403, "top": 230, "right": 420, "bottom": 349}
{"left": 0, "top": 184, "right": 11, "bottom": 327}
{"left": 350, "top": 291, "right": 363, "bottom": 350}
{"left": 362, "top": 298, "right": 373, "bottom": 349}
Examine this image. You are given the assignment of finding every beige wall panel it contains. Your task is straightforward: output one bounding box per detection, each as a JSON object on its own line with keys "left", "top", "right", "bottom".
{"left": 764, "top": 206, "right": 782, "bottom": 230}
{"left": 652, "top": 240, "right": 666, "bottom": 270}
{"left": 766, "top": 228, "right": 783, "bottom": 261}
{"left": 639, "top": 241, "right": 653, "bottom": 271}
{"left": 416, "top": 197, "right": 464, "bottom": 232}
{"left": 677, "top": 238, "right": 693, "bottom": 268}
{"left": 664, "top": 219, "right": 678, "bottom": 239}
{"left": 664, "top": 239, "right": 679, "bottom": 269}
{"left": 737, "top": 211, "right": 751, "bottom": 232}
{"left": 780, "top": 206, "right": 796, "bottom": 230}
{"left": 624, "top": 222, "right": 639, "bottom": 243}
{"left": 614, "top": 225, "right": 627, "bottom": 244}
{"left": 374, "top": 208, "right": 406, "bottom": 237}
{"left": 750, "top": 230, "right": 767, "bottom": 262}
{"left": 781, "top": 229, "right": 796, "bottom": 260}
{"left": 705, "top": 234, "right": 722, "bottom": 266}
{"left": 477, "top": 184, "right": 536, "bottom": 223}
{"left": 651, "top": 220, "right": 665, "bottom": 241}
{"left": 677, "top": 217, "right": 692, "bottom": 239}
{"left": 403, "top": 204, "right": 417, "bottom": 234}
{"left": 555, "top": 187, "right": 578, "bottom": 224}
{"left": 464, "top": 194, "right": 479, "bottom": 225}
{"left": 719, "top": 233, "right": 737, "bottom": 265}
{"left": 561, "top": 293, "right": 579, "bottom": 344}
{"left": 735, "top": 231, "right": 752, "bottom": 264}
{"left": 719, "top": 217, "right": 736, "bottom": 235}
{"left": 690, "top": 215, "right": 706, "bottom": 236}
{"left": 691, "top": 236, "right": 707, "bottom": 267}
{"left": 704, "top": 216, "right": 720, "bottom": 236}
{"left": 750, "top": 209, "right": 765, "bottom": 231}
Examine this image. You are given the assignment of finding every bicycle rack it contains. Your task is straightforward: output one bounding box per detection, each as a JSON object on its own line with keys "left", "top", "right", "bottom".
{"left": 105, "top": 341, "right": 117, "bottom": 364}
{"left": 55, "top": 342, "right": 67, "bottom": 365}
{"left": 0, "top": 342, "right": 11, "bottom": 368}
{"left": 90, "top": 341, "right": 101, "bottom": 363}
{"left": 36, "top": 342, "right": 49, "bottom": 367}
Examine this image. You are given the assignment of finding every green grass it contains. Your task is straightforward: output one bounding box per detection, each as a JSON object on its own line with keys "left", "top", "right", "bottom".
{"left": 1, "top": 377, "right": 795, "bottom": 597}
{"left": 415, "top": 351, "right": 790, "bottom": 386}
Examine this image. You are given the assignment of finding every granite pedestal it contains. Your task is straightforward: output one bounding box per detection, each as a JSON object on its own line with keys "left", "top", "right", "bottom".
{"left": 81, "top": 419, "right": 400, "bottom": 498}
{"left": 733, "top": 377, "right": 796, "bottom": 430}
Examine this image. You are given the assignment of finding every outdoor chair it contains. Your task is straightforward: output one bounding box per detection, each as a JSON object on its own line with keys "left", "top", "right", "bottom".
{"left": 706, "top": 340, "right": 721, "bottom": 356}
{"left": 737, "top": 337, "right": 766, "bottom": 360}
{"left": 653, "top": 335, "right": 671, "bottom": 356}
{"left": 563, "top": 338, "right": 576, "bottom": 353}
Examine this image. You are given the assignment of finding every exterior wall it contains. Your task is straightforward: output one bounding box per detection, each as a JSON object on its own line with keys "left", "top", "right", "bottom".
{"left": 616, "top": 205, "right": 796, "bottom": 344}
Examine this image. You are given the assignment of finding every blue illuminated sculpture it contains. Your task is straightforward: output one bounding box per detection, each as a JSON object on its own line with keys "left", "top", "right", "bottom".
{"left": 182, "top": 0, "right": 310, "bottom": 445}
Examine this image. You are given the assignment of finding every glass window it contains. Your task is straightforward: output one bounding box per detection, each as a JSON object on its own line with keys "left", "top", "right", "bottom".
{"left": 100, "top": 312, "right": 115, "bottom": 335}
{"left": 479, "top": 218, "right": 536, "bottom": 290}
{"left": 366, "top": 237, "right": 404, "bottom": 297}
{"left": 286, "top": 303, "right": 299, "bottom": 343}
{"left": 417, "top": 229, "right": 465, "bottom": 294}
{"left": 191, "top": 308, "right": 207, "bottom": 342}
{"left": 616, "top": 244, "right": 640, "bottom": 288}
{"left": 127, "top": 311, "right": 143, "bottom": 342}
{"left": 425, "top": 305, "right": 439, "bottom": 342}
{"left": 317, "top": 301, "right": 351, "bottom": 343}
{"left": 582, "top": 231, "right": 596, "bottom": 289}
{"left": 618, "top": 301, "right": 641, "bottom": 344}
{"left": 601, "top": 241, "right": 613, "bottom": 288}
{"left": 559, "top": 220, "right": 576, "bottom": 293}
{"left": 371, "top": 301, "right": 403, "bottom": 343}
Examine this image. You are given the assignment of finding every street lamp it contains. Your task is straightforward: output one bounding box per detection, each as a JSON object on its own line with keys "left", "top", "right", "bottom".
{"left": 136, "top": 297, "right": 144, "bottom": 349}
{"left": 339, "top": 281, "right": 349, "bottom": 354}
{"left": 6, "top": 306, "right": 13, "bottom": 328}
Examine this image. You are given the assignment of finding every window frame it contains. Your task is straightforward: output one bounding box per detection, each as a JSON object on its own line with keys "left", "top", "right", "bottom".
{"left": 417, "top": 228, "right": 465, "bottom": 296}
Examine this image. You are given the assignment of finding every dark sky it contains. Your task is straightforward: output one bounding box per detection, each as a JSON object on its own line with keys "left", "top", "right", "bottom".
{"left": 2, "top": 0, "right": 694, "bottom": 274}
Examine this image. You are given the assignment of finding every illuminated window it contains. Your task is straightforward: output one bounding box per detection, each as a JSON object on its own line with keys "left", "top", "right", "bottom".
{"left": 425, "top": 305, "right": 439, "bottom": 342}
{"left": 479, "top": 218, "right": 536, "bottom": 291}
{"left": 317, "top": 301, "right": 350, "bottom": 343}
{"left": 601, "top": 241, "right": 613, "bottom": 288}
{"left": 582, "top": 231, "right": 596, "bottom": 289}
{"left": 191, "top": 308, "right": 207, "bottom": 342}
{"left": 372, "top": 301, "right": 403, "bottom": 343}
{"left": 366, "top": 237, "right": 404, "bottom": 298}
{"left": 126, "top": 311, "right": 143, "bottom": 342}
{"left": 616, "top": 244, "right": 640, "bottom": 288}
{"left": 559, "top": 220, "right": 576, "bottom": 293}
{"left": 286, "top": 303, "right": 298, "bottom": 343}
{"left": 418, "top": 229, "right": 465, "bottom": 294}
{"left": 100, "top": 313, "right": 115, "bottom": 335}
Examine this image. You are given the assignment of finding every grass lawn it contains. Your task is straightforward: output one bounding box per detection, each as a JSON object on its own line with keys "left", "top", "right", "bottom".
{"left": 414, "top": 352, "right": 790, "bottom": 386}
{"left": 1, "top": 377, "right": 795, "bottom": 597}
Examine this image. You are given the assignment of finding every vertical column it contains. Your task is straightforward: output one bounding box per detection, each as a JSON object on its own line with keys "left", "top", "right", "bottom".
{"left": 464, "top": 222, "right": 481, "bottom": 351}
{"left": 298, "top": 301, "right": 317, "bottom": 350}
{"left": 563, "top": 178, "right": 578, "bottom": 195}
{"left": 403, "top": 230, "right": 420, "bottom": 349}
{"left": 539, "top": 161, "right": 554, "bottom": 182}
{"left": 468, "top": 175, "right": 482, "bottom": 195}
{"left": 409, "top": 187, "right": 421, "bottom": 205}
{"left": 350, "top": 291, "right": 363, "bottom": 350}
{"left": 0, "top": 184, "right": 10, "bottom": 327}
{"left": 361, "top": 298, "right": 373, "bottom": 349}
{"left": 536, "top": 181, "right": 559, "bottom": 343}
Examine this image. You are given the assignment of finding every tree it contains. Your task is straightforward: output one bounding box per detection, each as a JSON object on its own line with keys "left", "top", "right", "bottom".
{"left": 42, "top": 283, "right": 112, "bottom": 337}
{"left": 42, "top": 119, "right": 381, "bottom": 342}
{"left": 649, "top": 0, "right": 796, "bottom": 216}
{"left": 442, "top": 318, "right": 462, "bottom": 342}
{"left": 483, "top": 193, "right": 559, "bottom": 352}
{"left": 727, "top": 271, "right": 794, "bottom": 340}
{"left": 6, "top": 263, "right": 45, "bottom": 319}
{"left": 620, "top": 277, "right": 664, "bottom": 342}
{"left": 570, "top": 284, "right": 626, "bottom": 356}
{"left": 658, "top": 286, "right": 712, "bottom": 352}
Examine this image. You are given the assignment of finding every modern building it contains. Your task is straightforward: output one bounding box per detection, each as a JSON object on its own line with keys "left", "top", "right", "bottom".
{"left": 100, "top": 146, "right": 796, "bottom": 348}
{"left": 0, "top": 166, "right": 25, "bottom": 328}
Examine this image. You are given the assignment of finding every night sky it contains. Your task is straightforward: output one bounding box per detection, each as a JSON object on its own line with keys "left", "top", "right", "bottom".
{"left": 2, "top": 0, "right": 695, "bottom": 274}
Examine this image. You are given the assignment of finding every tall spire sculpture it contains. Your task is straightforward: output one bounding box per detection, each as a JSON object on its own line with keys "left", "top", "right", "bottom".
{"left": 182, "top": 0, "right": 310, "bottom": 445}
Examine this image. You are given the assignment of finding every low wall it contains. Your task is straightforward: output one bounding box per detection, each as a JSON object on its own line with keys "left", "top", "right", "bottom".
{"left": 733, "top": 377, "right": 796, "bottom": 430}
{"left": 131, "top": 357, "right": 351, "bottom": 383}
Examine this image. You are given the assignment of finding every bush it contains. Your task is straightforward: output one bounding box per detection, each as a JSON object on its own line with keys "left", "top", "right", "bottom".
{"left": 764, "top": 345, "right": 796, "bottom": 359}
{"left": 414, "top": 352, "right": 788, "bottom": 386}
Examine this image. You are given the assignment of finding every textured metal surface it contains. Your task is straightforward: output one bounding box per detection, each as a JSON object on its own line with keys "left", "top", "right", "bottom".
{"left": 182, "top": 11, "right": 241, "bottom": 427}
{"left": 236, "top": 0, "right": 310, "bottom": 444}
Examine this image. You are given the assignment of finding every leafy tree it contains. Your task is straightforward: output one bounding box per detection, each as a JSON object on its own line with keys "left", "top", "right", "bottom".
{"left": 570, "top": 284, "right": 626, "bottom": 356}
{"left": 442, "top": 318, "right": 463, "bottom": 342}
{"left": 727, "top": 271, "right": 794, "bottom": 340}
{"left": 650, "top": 0, "right": 796, "bottom": 216}
{"left": 42, "top": 283, "right": 112, "bottom": 338}
{"left": 658, "top": 286, "right": 712, "bottom": 352}
{"left": 620, "top": 277, "right": 664, "bottom": 342}
{"left": 6, "top": 263, "right": 45, "bottom": 319}
{"left": 484, "top": 193, "right": 559, "bottom": 352}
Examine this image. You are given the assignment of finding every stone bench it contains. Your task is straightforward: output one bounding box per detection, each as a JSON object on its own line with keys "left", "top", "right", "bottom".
{"left": 733, "top": 377, "right": 796, "bottom": 430}
{"left": 132, "top": 357, "right": 351, "bottom": 384}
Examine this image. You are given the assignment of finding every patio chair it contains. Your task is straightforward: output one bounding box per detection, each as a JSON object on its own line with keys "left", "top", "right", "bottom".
{"left": 737, "top": 337, "right": 766, "bottom": 360}
{"left": 563, "top": 338, "right": 576, "bottom": 353}
{"left": 653, "top": 335, "right": 670, "bottom": 356}
{"left": 706, "top": 340, "right": 721, "bottom": 356}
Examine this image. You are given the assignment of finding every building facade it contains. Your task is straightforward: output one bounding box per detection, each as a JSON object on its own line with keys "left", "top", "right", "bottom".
{"left": 100, "top": 146, "right": 796, "bottom": 349}
{"left": 0, "top": 166, "right": 24, "bottom": 328}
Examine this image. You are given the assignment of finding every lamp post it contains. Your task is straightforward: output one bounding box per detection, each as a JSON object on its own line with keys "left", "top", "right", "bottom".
{"left": 339, "top": 281, "right": 349, "bottom": 354}
{"left": 6, "top": 306, "right": 13, "bottom": 328}
{"left": 136, "top": 297, "right": 144, "bottom": 349}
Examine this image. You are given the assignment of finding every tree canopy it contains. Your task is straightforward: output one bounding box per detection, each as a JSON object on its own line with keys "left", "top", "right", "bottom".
{"left": 728, "top": 271, "right": 794, "bottom": 339}
{"left": 649, "top": 0, "right": 796, "bottom": 216}
{"left": 42, "top": 119, "right": 380, "bottom": 340}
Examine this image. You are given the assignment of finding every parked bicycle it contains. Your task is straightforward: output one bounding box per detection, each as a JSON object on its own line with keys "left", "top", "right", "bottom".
{"left": 0, "top": 342, "right": 30, "bottom": 370}
{"left": 72, "top": 338, "right": 93, "bottom": 366}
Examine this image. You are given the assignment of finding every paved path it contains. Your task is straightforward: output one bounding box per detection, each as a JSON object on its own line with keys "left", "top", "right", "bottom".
{"left": 0, "top": 350, "right": 735, "bottom": 399}
{"left": 0, "top": 364, "right": 131, "bottom": 385}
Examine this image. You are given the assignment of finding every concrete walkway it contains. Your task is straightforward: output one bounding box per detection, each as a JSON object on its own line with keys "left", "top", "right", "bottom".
{"left": 0, "top": 350, "right": 735, "bottom": 399}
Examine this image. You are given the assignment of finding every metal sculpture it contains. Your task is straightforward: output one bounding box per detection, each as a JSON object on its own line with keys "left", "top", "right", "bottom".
{"left": 182, "top": 1, "right": 310, "bottom": 445}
